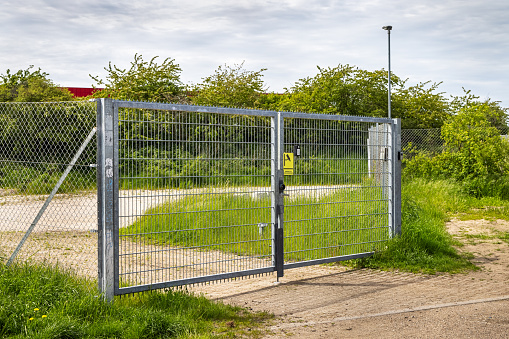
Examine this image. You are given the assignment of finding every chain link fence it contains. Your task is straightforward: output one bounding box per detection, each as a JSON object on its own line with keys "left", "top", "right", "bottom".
{"left": 0, "top": 102, "right": 98, "bottom": 279}
{"left": 401, "top": 128, "right": 443, "bottom": 158}
{"left": 401, "top": 127, "right": 509, "bottom": 160}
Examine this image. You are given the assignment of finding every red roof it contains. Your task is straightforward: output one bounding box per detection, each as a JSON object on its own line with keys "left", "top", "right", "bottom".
{"left": 63, "top": 87, "right": 103, "bottom": 98}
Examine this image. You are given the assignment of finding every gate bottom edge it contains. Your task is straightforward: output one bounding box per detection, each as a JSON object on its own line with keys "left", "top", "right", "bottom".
{"left": 115, "top": 266, "right": 276, "bottom": 295}
{"left": 283, "top": 252, "right": 374, "bottom": 270}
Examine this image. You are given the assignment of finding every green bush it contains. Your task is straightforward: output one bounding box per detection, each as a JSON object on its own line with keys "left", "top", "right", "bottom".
{"left": 403, "top": 104, "right": 509, "bottom": 198}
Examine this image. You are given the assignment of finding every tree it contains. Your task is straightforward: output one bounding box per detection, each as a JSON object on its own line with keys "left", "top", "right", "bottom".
{"left": 0, "top": 66, "right": 74, "bottom": 102}
{"left": 450, "top": 89, "right": 508, "bottom": 131}
{"left": 397, "top": 81, "right": 451, "bottom": 129}
{"left": 269, "top": 64, "right": 404, "bottom": 118}
{"left": 191, "top": 62, "right": 267, "bottom": 108}
{"left": 90, "top": 54, "right": 186, "bottom": 103}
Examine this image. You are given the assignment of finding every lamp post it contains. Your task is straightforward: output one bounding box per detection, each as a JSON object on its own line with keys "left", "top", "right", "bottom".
{"left": 382, "top": 25, "right": 392, "bottom": 119}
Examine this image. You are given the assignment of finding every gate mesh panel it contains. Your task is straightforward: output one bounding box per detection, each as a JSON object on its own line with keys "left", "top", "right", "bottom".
{"left": 117, "top": 107, "right": 274, "bottom": 288}
{"left": 283, "top": 118, "right": 392, "bottom": 263}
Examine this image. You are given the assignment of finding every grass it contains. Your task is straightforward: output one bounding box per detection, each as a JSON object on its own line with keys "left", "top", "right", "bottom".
{"left": 0, "top": 262, "right": 271, "bottom": 338}
{"left": 120, "top": 179, "right": 390, "bottom": 263}
{"left": 352, "top": 177, "right": 509, "bottom": 273}
{"left": 124, "top": 176, "right": 509, "bottom": 274}
{"left": 0, "top": 164, "right": 96, "bottom": 195}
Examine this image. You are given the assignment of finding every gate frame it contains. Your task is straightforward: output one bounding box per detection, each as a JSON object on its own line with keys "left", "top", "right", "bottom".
{"left": 97, "top": 99, "right": 401, "bottom": 300}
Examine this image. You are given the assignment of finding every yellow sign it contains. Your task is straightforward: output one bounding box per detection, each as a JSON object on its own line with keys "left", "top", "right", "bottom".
{"left": 283, "top": 152, "right": 294, "bottom": 175}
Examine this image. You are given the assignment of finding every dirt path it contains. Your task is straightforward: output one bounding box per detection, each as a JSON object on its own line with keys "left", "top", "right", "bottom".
{"left": 3, "top": 189, "right": 509, "bottom": 337}
{"left": 191, "top": 218, "right": 509, "bottom": 338}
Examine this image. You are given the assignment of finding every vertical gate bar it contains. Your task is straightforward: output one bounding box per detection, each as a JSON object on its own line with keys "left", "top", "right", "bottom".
{"left": 271, "top": 114, "right": 278, "bottom": 273}
{"left": 392, "top": 118, "right": 402, "bottom": 236}
{"left": 97, "top": 98, "right": 116, "bottom": 301}
{"left": 272, "top": 112, "right": 284, "bottom": 278}
{"left": 113, "top": 102, "right": 120, "bottom": 294}
{"left": 97, "top": 99, "right": 104, "bottom": 293}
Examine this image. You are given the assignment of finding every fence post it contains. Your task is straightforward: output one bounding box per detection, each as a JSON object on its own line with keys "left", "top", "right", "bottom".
{"left": 271, "top": 112, "right": 284, "bottom": 279}
{"left": 392, "top": 118, "right": 402, "bottom": 236}
{"left": 97, "top": 98, "right": 117, "bottom": 301}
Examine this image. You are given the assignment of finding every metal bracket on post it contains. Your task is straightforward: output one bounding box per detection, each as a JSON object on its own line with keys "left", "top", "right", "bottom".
{"left": 97, "top": 98, "right": 117, "bottom": 302}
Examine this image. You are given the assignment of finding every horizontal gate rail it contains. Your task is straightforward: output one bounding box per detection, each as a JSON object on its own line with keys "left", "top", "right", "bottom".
{"left": 111, "top": 100, "right": 278, "bottom": 117}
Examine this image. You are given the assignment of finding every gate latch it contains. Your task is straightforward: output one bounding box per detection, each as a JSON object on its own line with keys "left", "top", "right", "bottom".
{"left": 258, "top": 223, "right": 269, "bottom": 236}
{"left": 279, "top": 181, "right": 289, "bottom": 196}
{"left": 279, "top": 182, "right": 286, "bottom": 191}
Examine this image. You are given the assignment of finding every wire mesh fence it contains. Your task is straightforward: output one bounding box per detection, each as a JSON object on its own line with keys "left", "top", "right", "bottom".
{"left": 95, "top": 101, "right": 400, "bottom": 296}
{"left": 0, "top": 101, "right": 98, "bottom": 278}
{"left": 0, "top": 100, "right": 401, "bottom": 297}
{"left": 401, "top": 128, "right": 443, "bottom": 158}
{"left": 401, "top": 127, "right": 509, "bottom": 159}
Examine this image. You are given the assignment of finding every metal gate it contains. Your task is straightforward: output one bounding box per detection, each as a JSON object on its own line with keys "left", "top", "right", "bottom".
{"left": 97, "top": 99, "right": 401, "bottom": 299}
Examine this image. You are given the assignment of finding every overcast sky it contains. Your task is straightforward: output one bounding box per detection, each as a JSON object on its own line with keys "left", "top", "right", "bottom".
{"left": 1, "top": 0, "right": 508, "bottom": 108}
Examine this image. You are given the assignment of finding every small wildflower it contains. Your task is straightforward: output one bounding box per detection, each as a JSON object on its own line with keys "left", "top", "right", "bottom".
{"left": 42, "top": 315, "right": 47, "bottom": 318}
{"left": 34, "top": 308, "right": 39, "bottom": 312}
{"left": 29, "top": 318, "right": 34, "bottom": 321}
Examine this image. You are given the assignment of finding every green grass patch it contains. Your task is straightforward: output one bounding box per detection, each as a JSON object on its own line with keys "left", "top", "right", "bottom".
{"left": 121, "top": 180, "right": 389, "bottom": 263}
{"left": 499, "top": 232, "right": 509, "bottom": 244}
{"left": 0, "top": 263, "right": 271, "bottom": 338}
{"left": 352, "top": 178, "right": 496, "bottom": 273}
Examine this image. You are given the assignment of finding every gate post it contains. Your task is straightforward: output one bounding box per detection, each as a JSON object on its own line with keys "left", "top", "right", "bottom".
{"left": 391, "top": 119, "right": 402, "bottom": 236}
{"left": 271, "top": 112, "right": 284, "bottom": 279}
{"left": 97, "top": 98, "right": 118, "bottom": 301}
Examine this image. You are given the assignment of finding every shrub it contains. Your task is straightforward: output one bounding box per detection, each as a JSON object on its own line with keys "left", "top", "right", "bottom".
{"left": 403, "top": 104, "right": 509, "bottom": 198}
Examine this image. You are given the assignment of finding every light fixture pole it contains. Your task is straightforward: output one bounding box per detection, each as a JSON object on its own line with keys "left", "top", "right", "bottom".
{"left": 382, "top": 25, "right": 392, "bottom": 119}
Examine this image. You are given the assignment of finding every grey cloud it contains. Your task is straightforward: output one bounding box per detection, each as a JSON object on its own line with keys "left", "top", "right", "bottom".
{"left": 1, "top": 0, "right": 507, "bottom": 107}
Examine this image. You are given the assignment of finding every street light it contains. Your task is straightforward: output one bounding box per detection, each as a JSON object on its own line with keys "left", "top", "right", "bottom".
{"left": 382, "top": 25, "right": 392, "bottom": 119}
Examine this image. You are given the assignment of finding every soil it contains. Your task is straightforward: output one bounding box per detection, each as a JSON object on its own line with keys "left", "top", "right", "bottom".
{"left": 191, "top": 217, "right": 509, "bottom": 338}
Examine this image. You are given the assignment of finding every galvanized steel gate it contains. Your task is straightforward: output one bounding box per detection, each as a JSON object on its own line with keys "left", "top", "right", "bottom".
{"left": 97, "top": 99, "right": 401, "bottom": 299}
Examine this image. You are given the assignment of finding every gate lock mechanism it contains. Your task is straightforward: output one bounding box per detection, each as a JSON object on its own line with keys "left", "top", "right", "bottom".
{"left": 279, "top": 181, "right": 289, "bottom": 196}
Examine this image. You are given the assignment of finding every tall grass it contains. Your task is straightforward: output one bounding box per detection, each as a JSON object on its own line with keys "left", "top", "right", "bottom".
{"left": 121, "top": 180, "right": 389, "bottom": 262}
{"left": 354, "top": 178, "right": 480, "bottom": 273}
{"left": 0, "top": 262, "right": 270, "bottom": 338}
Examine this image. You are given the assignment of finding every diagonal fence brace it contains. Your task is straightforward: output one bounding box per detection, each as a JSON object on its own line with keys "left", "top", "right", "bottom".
{"left": 6, "top": 127, "right": 97, "bottom": 266}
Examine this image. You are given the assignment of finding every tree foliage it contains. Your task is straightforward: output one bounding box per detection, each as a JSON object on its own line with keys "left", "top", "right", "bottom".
{"left": 90, "top": 54, "right": 186, "bottom": 103}
{"left": 191, "top": 63, "right": 267, "bottom": 108}
{"left": 397, "top": 81, "right": 451, "bottom": 129}
{"left": 266, "top": 64, "right": 400, "bottom": 117}
{"left": 404, "top": 103, "right": 509, "bottom": 198}
{"left": 0, "top": 66, "right": 74, "bottom": 102}
{"left": 258, "top": 64, "right": 459, "bottom": 129}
